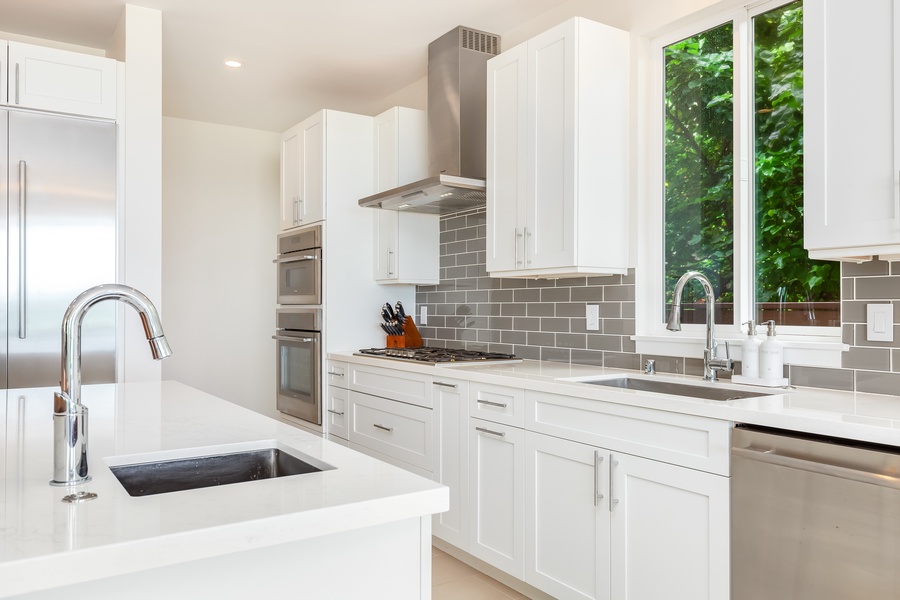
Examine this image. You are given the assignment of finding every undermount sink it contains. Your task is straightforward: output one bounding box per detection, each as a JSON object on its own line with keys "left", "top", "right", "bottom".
{"left": 109, "top": 443, "right": 334, "bottom": 497}
{"left": 582, "top": 377, "right": 773, "bottom": 401}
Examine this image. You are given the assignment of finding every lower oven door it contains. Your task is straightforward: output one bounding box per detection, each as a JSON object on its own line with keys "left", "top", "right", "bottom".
{"left": 275, "top": 330, "right": 321, "bottom": 425}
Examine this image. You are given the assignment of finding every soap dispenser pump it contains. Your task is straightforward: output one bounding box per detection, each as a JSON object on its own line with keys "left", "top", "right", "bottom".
{"left": 741, "top": 320, "right": 761, "bottom": 378}
{"left": 759, "top": 320, "right": 784, "bottom": 381}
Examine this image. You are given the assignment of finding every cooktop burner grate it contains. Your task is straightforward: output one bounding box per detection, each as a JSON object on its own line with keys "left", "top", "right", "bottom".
{"left": 357, "top": 347, "right": 519, "bottom": 364}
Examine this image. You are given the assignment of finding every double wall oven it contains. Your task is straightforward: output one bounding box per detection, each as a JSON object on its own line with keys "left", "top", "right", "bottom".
{"left": 274, "top": 226, "right": 323, "bottom": 426}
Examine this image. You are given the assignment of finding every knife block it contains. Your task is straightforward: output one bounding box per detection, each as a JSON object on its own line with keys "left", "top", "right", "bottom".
{"left": 386, "top": 335, "right": 406, "bottom": 348}
{"left": 402, "top": 318, "right": 424, "bottom": 349}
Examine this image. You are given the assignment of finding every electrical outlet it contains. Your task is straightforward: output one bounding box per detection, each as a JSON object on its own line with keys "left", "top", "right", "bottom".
{"left": 420, "top": 306, "right": 428, "bottom": 326}
{"left": 586, "top": 305, "right": 600, "bottom": 331}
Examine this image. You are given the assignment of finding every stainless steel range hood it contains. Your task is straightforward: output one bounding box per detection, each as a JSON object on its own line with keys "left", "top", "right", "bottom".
{"left": 359, "top": 26, "right": 500, "bottom": 215}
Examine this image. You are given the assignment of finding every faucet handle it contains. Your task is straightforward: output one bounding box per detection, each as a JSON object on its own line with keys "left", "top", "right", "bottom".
{"left": 722, "top": 340, "right": 730, "bottom": 359}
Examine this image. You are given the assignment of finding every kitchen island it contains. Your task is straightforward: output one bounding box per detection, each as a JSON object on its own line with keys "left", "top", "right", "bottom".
{"left": 0, "top": 381, "right": 447, "bottom": 598}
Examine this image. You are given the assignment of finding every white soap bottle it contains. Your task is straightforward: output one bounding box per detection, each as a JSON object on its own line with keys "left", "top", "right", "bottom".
{"left": 758, "top": 320, "right": 784, "bottom": 381}
{"left": 741, "top": 320, "right": 761, "bottom": 378}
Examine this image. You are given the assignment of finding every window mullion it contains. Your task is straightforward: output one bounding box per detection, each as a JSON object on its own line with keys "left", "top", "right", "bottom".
{"left": 734, "top": 10, "right": 754, "bottom": 333}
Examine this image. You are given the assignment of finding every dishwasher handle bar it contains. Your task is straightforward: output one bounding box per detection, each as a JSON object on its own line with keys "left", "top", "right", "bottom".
{"left": 732, "top": 445, "right": 900, "bottom": 491}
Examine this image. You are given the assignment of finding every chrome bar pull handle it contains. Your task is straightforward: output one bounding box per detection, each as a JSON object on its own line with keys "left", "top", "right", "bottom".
{"left": 475, "top": 426, "right": 505, "bottom": 438}
{"left": 387, "top": 249, "right": 394, "bottom": 277}
{"left": 15, "top": 63, "right": 20, "bottom": 105}
{"left": 476, "top": 399, "right": 508, "bottom": 408}
{"left": 609, "top": 454, "right": 620, "bottom": 511}
{"left": 515, "top": 228, "right": 523, "bottom": 266}
{"left": 18, "top": 161, "right": 26, "bottom": 339}
{"left": 594, "top": 451, "right": 605, "bottom": 507}
{"left": 373, "top": 423, "right": 393, "bottom": 433}
{"left": 327, "top": 409, "right": 344, "bottom": 416}
{"left": 433, "top": 381, "right": 458, "bottom": 389}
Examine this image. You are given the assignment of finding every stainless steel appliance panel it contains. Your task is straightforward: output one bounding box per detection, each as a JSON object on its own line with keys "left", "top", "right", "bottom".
{"left": 0, "top": 112, "right": 7, "bottom": 388}
{"left": 275, "top": 307, "right": 322, "bottom": 425}
{"left": 6, "top": 110, "right": 116, "bottom": 388}
{"left": 275, "top": 330, "right": 321, "bottom": 424}
{"left": 275, "top": 227, "right": 321, "bottom": 305}
{"left": 732, "top": 426, "right": 900, "bottom": 600}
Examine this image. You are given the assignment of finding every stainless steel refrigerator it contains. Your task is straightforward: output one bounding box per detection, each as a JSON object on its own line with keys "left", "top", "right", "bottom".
{"left": 1, "top": 109, "right": 117, "bottom": 389}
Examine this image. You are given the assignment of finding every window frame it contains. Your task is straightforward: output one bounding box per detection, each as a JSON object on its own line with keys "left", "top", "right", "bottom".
{"left": 635, "top": 0, "right": 845, "bottom": 366}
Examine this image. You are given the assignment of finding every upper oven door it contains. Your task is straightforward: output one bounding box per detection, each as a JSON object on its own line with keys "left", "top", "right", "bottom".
{"left": 276, "top": 247, "right": 321, "bottom": 305}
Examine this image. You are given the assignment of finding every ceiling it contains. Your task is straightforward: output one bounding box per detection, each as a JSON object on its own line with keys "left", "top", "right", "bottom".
{"left": 0, "top": 0, "right": 575, "bottom": 132}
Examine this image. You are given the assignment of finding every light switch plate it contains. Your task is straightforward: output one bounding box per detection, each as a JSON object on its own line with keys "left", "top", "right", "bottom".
{"left": 420, "top": 306, "right": 428, "bottom": 326}
{"left": 586, "top": 305, "right": 600, "bottom": 331}
{"left": 867, "top": 303, "right": 893, "bottom": 342}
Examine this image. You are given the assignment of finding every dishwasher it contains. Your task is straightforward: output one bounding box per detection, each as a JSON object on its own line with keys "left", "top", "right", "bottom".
{"left": 732, "top": 425, "right": 900, "bottom": 599}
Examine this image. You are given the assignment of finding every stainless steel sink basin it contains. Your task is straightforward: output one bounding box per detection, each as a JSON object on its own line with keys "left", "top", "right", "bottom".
{"left": 110, "top": 446, "right": 332, "bottom": 497}
{"left": 583, "top": 377, "right": 772, "bottom": 401}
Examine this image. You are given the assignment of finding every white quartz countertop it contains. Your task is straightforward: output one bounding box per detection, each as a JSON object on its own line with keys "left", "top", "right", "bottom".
{"left": 0, "top": 380, "right": 447, "bottom": 597}
{"left": 331, "top": 352, "right": 900, "bottom": 447}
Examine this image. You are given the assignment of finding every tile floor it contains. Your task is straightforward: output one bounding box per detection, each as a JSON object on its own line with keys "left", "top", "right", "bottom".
{"left": 432, "top": 546, "right": 527, "bottom": 599}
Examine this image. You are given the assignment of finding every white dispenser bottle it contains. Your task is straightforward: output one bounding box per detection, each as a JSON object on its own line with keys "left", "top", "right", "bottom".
{"left": 759, "top": 320, "right": 784, "bottom": 381}
{"left": 741, "top": 320, "right": 761, "bottom": 378}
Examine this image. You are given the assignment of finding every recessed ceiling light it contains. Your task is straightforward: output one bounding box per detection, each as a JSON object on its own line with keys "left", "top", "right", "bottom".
{"left": 224, "top": 60, "right": 243, "bottom": 68}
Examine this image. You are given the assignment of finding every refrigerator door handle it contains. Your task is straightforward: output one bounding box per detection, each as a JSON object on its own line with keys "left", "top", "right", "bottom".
{"left": 18, "top": 160, "right": 26, "bottom": 339}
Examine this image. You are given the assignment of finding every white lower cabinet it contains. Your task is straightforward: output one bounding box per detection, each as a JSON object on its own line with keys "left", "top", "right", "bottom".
{"left": 349, "top": 390, "right": 433, "bottom": 472}
{"left": 609, "top": 452, "right": 729, "bottom": 600}
{"left": 325, "top": 385, "right": 349, "bottom": 440}
{"left": 524, "top": 430, "right": 730, "bottom": 600}
{"left": 525, "top": 432, "right": 610, "bottom": 600}
{"left": 432, "top": 378, "right": 470, "bottom": 550}
{"left": 468, "top": 417, "right": 526, "bottom": 579}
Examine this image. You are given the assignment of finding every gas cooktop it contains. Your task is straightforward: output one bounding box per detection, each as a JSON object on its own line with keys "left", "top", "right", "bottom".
{"left": 356, "top": 347, "right": 522, "bottom": 366}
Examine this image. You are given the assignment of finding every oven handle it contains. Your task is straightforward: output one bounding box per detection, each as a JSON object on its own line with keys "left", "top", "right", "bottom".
{"left": 272, "top": 335, "right": 318, "bottom": 343}
{"left": 273, "top": 254, "right": 319, "bottom": 264}
{"left": 732, "top": 446, "right": 900, "bottom": 490}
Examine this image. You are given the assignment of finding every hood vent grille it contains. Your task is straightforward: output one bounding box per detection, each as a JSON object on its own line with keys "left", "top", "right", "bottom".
{"left": 462, "top": 29, "right": 500, "bottom": 55}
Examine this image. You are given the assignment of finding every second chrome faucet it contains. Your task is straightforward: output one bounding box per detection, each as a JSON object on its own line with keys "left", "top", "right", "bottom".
{"left": 666, "top": 271, "right": 733, "bottom": 381}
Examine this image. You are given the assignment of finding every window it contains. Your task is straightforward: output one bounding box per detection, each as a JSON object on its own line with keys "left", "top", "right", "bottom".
{"left": 639, "top": 0, "right": 840, "bottom": 354}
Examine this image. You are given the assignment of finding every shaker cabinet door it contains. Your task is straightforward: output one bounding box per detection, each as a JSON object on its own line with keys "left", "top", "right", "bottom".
{"left": 804, "top": 0, "right": 900, "bottom": 259}
{"left": 7, "top": 42, "right": 117, "bottom": 119}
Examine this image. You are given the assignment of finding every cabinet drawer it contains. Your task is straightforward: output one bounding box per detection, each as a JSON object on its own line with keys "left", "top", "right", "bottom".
{"left": 527, "top": 390, "right": 731, "bottom": 475}
{"left": 326, "top": 385, "right": 349, "bottom": 440}
{"left": 327, "top": 361, "right": 349, "bottom": 388}
{"left": 350, "top": 391, "right": 433, "bottom": 471}
{"left": 350, "top": 364, "right": 432, "bottom": 408}
{"left": 469, "top": 383, "right": 525, "bottom": 427}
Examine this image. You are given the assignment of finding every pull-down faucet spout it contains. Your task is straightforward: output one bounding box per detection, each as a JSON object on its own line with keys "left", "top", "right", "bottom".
{"left": 666, "top": 271, "right": 733, "bottom": 381}
{"left": 50, "top": 284, "right": 171, "bottom": 486}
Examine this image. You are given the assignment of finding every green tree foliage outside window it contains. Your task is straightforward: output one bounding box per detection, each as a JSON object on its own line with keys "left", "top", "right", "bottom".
{"left": 754, "top": 2, "right": 839, "bottom": 323}
{"left": 664, "top": 22, "right": 735, "bottom": 321}
{"left": 663, "top": 1, "right": 840, "bottom": 327}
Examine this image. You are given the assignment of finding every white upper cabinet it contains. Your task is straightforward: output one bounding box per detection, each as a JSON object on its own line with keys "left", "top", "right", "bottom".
{"left": 487, "top": 17, "right": 630, "bottom": 278}
{"left": 372, "top": 107, "right": 439, "bottom": 284}
{"left": 804, "top": 0, "right": 900, "bottom": 260}
{"left": 280, "top": 125, "right": 300, "bottom": 230}
{"left": 280, "top": 112, "right": 326, "bottom": 230}
{"left": 1, "top": 42, "right": 7, "bottom": 108}
{"left": 5, "top": 42, "right": 117, "bottom": 119}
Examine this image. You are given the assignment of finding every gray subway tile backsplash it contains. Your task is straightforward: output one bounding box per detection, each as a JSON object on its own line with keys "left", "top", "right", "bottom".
{"left": 417, "top": 209, "right": 900, "bottom": 395}
{"left": 789, "top": 365, "right": 854, "bottom": 391}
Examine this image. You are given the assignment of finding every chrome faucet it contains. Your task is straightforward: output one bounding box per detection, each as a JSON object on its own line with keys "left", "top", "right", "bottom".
{"left": 666, "top": 271, "right": 733, "bottom": 381}
{"left": 51, "top": 284, "right": 172, "bottom": 486}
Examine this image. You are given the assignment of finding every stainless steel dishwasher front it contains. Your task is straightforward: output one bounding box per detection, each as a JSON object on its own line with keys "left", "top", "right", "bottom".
{"left": 731, "top": 425, "right": 900, "bottom": 599}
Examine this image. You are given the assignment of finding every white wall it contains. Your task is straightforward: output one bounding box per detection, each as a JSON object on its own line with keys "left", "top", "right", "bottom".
{"left": 161, "top": 117, "right": 280, "bottom": 417}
